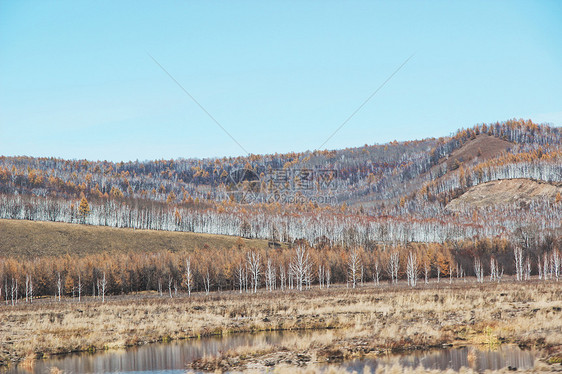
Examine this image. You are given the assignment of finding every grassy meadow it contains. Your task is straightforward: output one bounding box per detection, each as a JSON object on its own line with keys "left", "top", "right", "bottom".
{"left": 0, "top": 219, "right": 280, "bottom": 258}
{"left": 1, "top": 279, "right": 561, "bottom": 371}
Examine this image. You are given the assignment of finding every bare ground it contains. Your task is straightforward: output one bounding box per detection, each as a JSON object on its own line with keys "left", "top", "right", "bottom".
{"left": 446, "top": 178, "right": 562, "bottom": 211}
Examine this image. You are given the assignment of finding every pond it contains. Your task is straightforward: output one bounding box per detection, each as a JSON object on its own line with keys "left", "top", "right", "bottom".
{"left": 348, "top": 345, "right": 536, "bottom": 373}
{"left": 4, "top": 332, "right": 536, "bottom": 373}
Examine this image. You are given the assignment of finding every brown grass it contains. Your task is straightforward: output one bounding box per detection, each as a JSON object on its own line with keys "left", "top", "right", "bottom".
{"left": 1, "top": 280, "right": 561, "bottom": 370}
{"left": 446, "top": 134, "right": 512, "bottom": 169}
{"left": 0, "top": 219, "right": 282, "bottom": 258}
{"left": 446, "top": 178, "right": 562, "bottom": 211}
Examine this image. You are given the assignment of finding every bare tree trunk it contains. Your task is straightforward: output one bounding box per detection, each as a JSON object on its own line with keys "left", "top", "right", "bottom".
{"left": 247, "top": 251, "right": 261, "bottom": 293}
{"left": 77, "top": 275, "right": 81, "bottom": 302}
{"left": 474, "top": 258, "right": 483, "bottom": 283}
{"left": 57, "top": 272, "right": 62, "bottom": 302}
{"left": 514, "top": 246, "right": 523, "bottom": 281}
{"left": 347, "top": 248, "right": 360, "bottom": 289}
{"left": 406, "top": 251, "right": 418, "bottom": 287}
{"left": 185, "top": 258, "right": 192, "bottom": 297}
{"left": 101, "top": 272, "right": 106, "bottom": 303}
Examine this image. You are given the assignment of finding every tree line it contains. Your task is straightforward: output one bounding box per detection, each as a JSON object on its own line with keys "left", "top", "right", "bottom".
{"left": 1, "top": 239, "right": 560, "bottom": 304}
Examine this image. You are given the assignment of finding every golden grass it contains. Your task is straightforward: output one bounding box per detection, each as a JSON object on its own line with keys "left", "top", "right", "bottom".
{"left": 0, "top": 218, "right": 281, "bottom": 258}
{"left": 1, "top": 281, "right": 561, "bottom": 370}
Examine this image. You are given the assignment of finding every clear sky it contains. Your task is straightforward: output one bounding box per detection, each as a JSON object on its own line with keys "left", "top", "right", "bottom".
{"left": 1, "top": 0, "right": 561, "bottom": 162}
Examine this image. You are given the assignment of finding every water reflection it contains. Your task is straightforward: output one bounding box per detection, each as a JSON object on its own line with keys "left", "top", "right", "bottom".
{"left": 5, "top": 333, "right": 536, "bottom": 374}
{"left": 6, "top": 331, "right": 305, "bottom": 374}
{"left": 347, "top": 345, "right": 536, "bottom": 373}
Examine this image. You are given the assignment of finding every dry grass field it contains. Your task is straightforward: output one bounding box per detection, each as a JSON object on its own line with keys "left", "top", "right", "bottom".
{"left": 1, "top": 280, "right": 561, "bottom": 371}
{"left": 0, "top": 219, "right": 279, "bottom": 258}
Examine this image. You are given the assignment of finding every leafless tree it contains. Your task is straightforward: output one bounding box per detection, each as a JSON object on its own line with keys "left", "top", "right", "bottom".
{"left": 77, "top": 274, "right": 82, "bottom": 302}
{"left": 552, "top": 249, "right": 560, "bottom": 282}
{"left": 25, "top": 274, "right": 30, "bottom": 303}
{"left": 100, "top": 272, "right": 107, "bottom": 303}
{"left": 168, "top": 275, "right": 173, "bottom": 298}
{"left": 490, "top": 257, "right": 498, "bottom": 282}
{"left": 474, "top": 258, "right": 484, "bottom": 283}
{"left": 360, "top": 264, "right": 364, "bottom": 287}
{"left": 373, "top": 259, "right": 380, "bottom": 286}
{"left": 347, "top": 248, "right": 361, "bottom": 288}
{"left": 514, "top": 246, "right": 524, "bottom": 281}
{"left": 288, "top": 266, "right": 294, "bottom": 290}
{"left": 24, "top": 274, "right": 33, "bottom": 303}
{"left": 289, "top": 246, "right": 312, "bottom": 291}
{"left": 57, "top": 272, "right": 62, "bottom": 302}
{"left": 11, "top": 278, "right": 16, "bottom": 306}
{"left": 325, "top": 267, "right": 331, "bottom": 288}
{"left": 386, "top": 250, "right": 400, "bottom": 284}
{"left": 318, "top": 265, "right": 324, "bottom": 289}
{"left": 247, "top": 251, "right": 261, "bottom": 293}
{"left": 265, "top": 259, "right": 276, "bottom": 291}
{"left": 185, "top": 258, "right": 193, "bottom": 297}
{"left": 490, "top": 258, "right": 504, "bottom": 283}
{"left": 279, "top": 265, "right": 286, "bottom": 291}
{"left": 406, "top": 251, "right": 418, "bottom": 287}
{"left": 204, "top": 269, "right": 211, "bottom": 295}
{"left": 423, "top": 259, "right": 430, "bottom": 284}
{"left": 4, "top": 278, "right": 8, "bottom": 305}
{"left": 524, "top": 257, "right": 532, "bottom": 281}
{"left": 236, "top": 262, "right": 244, "bottom": 294}
{"left": 544, "top": 252, "right": 550, "bottom": 280}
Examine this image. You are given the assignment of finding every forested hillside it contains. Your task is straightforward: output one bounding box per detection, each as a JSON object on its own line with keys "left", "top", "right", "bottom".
{"left": 1, "top": 118, "right": 562, "bottom": 248}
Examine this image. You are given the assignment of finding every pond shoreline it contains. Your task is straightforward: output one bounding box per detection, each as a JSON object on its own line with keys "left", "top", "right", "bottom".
{"left": 1, "top": 281, "right": 561, "bottom": 371}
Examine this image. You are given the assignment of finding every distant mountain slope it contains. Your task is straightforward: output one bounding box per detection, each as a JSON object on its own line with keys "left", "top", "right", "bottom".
{"left": 446, "top": 178, "right": 562, "bottom": 211}
{"left": 1, "top": 119, "right": 562, "bottom": 246}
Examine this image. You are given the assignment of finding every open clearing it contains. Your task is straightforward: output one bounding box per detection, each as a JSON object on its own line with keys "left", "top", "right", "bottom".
{"left": 0, "top": 219, "right": 279, "bottom": 258}
{"left": 446, "top": 178, "right": 562, "bottom": 211}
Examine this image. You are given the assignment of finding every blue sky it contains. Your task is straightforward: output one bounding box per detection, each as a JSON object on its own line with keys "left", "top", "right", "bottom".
{"left": 1, "top": 1, "right": 561, "bottom": 162}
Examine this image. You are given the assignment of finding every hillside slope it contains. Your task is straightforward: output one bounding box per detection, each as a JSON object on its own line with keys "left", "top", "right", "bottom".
{"left": 445, "top": 134, "right": 512, "bottom": 169}
{"left": 0, "top": 219, "right": 278, "bottom": 258}
{"left": 446, "top": 178, "right": 562, "bottom": 211}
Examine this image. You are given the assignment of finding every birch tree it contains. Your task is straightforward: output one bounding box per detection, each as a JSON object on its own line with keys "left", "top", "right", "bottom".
{"left": 185, "top": 258, "right": 193, "bottom": 297}
{"left": 406, "top": 251, "right": 418, "bottom": 287}
{"left": 247, "top": 251, "right": 261, "bottom": 293}
{"left": 347, "top": 248, "right": 361, "bottom": 289}
{"left": 289, "top": 246, "right": 312, "bottom": 291}
{"left": 474, "top": 258, "right": 483, "bottom": 283}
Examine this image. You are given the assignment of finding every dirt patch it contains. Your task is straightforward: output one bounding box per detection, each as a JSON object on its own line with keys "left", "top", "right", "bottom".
{"left": 446, "top": 178, "right": 562, "bottom": 211}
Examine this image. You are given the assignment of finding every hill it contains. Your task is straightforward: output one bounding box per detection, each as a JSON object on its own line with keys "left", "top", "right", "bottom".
{"left": 446, "top": 178, "right": 562, "bottom": 211}
{"left": 1, "top": 119, "right": 562, "bottom": 247}
{"left": 445, "top": 134, "right": 512, "bottom": 169}
{"left": 0, "top": 219, "right": 280, "bottom": 258}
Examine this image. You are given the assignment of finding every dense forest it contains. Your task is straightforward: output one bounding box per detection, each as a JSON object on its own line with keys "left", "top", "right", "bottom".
{"left": 1, "top": 119, "right": 562, "bottom": 246}
{"left": 2, "top": 118, "right": 562, "bottom": 299}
